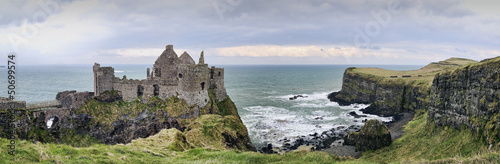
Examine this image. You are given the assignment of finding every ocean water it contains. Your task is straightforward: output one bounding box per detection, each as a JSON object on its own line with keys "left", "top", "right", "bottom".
{"left": 0, "top": 64, "right": 422, "bottom": 147}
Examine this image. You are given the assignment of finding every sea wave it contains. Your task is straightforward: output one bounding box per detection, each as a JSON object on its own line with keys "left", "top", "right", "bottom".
{"left": 246, "top": 92, "right": 393, "bottom": 148}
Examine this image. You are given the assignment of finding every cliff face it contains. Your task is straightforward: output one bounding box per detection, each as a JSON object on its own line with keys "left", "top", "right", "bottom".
{"left": 0, "top": 90, "right": 255, "bottom": 151}
{"left": 328, "top": 57, "right": 500, "bottom": 145}
{"left": 329, "top": 58, "right": 477, "bottom": 117}
{"left": 428, "top": 57, "right": 500, "bottom": 144}
{"left": 328, "top": 68, "right": 429, "bottom": 116}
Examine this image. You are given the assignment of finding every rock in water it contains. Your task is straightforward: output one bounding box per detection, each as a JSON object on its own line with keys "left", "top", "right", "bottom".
{"left": 346, "top": 119, "right": 391, "bottom": 151}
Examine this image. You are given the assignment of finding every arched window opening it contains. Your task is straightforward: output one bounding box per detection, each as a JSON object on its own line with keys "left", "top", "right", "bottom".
{"left": 153, "top": 84, "right": 159, "bottom": 96}
{"left": 137, "top": 85, "right": 144, "bottom": 97}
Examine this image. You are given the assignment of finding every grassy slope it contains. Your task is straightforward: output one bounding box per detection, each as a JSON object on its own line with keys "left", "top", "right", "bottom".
{"left": 3, "top": 110, "right": 499, "bottom": 163}
{"left": 352, "top": 58, "right": 477, "bottom": 87}
{"left": 0, "top": 137, "right": 348, "bottom": 164}
{"left": 360, "top": 110, "right": 499, "bottom": 163}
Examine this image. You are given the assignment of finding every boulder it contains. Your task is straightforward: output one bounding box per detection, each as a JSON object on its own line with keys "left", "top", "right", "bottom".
{"left": 347, "top": 111, "right": 367, "bottom": 118}
{"left": 94, "top": 90, "right": 122, "bottom": 103}
{"left": 289, "top": 95, "right": 308, "bottom": 100}
{"left": 346, "top": 119, "right": 391, "bottom": 151}
{"left": 56, "top": 90, "right": 94, "bottom": 109}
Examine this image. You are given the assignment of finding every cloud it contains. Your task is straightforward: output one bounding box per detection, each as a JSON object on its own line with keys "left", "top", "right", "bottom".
{"left": 0, "top": 0, "right": 499, "bottom": 65}
{"left": 102, "top": 48, "right": 187, "bottom": 58}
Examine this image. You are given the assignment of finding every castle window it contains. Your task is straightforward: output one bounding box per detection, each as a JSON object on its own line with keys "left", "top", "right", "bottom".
{"left": 155, "top": 68, "right": 161, "bottom": 77}
{"left": 201, "top": 82, "right": 205, "bottom": 90}
{"left": 179, "top": 73, "right": 183, "bottom": 78}
{"left": 137, "top": 85, "right": 144, "bottom": 97}
{"left": 153, "top": 84, "right": 159, "bottom": 96}
{"left": 218, "top": 72, "right": 221, "bottom": 76}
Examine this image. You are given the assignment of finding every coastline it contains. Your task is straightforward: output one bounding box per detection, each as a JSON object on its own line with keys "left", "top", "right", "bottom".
{"left": 257, "top": 104, "right": 412, "bottom": 157}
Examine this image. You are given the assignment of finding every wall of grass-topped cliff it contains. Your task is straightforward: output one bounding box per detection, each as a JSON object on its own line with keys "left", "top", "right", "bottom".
{"left": 73, "top": 88, "right": 255, "bottom": 151}
{"left": 190, "top": 89, "right": 255, "bottom": 151}
{"left": 428, "top": 56, "right": 500, "bottom": 146}
{"left": 328, "top": 67, "right": 430, "bottom": 117}
{"left": 329, "top": 58, "right": 477, "bottom": 117}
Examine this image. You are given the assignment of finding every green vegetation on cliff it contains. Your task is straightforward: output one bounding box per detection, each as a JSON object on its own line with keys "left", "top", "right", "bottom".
{"left": 78, "top": 94, "right": 194, "bottom": 128}
{"left": 352, "top": 57, "right": 477, "bottom": 86}
{"left": 360, "top": 111, "right": 498, "bottom": 163}
{"left": 331, "top": 58, "right": 477, "bottom": 116}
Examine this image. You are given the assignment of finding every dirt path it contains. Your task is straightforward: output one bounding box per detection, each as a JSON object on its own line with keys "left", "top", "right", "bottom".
{"left": 388, "top": 112, "right": 415, "bottom": 141}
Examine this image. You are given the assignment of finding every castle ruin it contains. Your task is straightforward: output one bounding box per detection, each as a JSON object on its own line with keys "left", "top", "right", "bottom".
{"left": 93, "top": 44, "right": 227, "bottom": 109}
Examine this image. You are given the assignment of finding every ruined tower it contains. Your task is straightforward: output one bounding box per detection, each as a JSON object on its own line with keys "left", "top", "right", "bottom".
{"left": 93, "top": 63, "right": 114, "bottom": 96}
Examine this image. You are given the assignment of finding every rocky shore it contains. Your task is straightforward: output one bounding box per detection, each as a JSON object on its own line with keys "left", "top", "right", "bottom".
{"left": 257, "top": 109, "right": 414, "bottom": 158}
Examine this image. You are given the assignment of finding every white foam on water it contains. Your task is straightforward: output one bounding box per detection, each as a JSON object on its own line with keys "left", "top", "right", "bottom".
{"left": 275, "top": 92, "right": 331, "bottom": 102}
{"left": 243, "top": 105, "right": 337, "bottom": 147}
{"left": 245, "top": 92, "right": 394, "bottom": 147}
{"left": 114, "top": 70, "right": 124, "bottom": 73}
{"left": 293, "top": 101, "right": 339, "bottom": 108}
{"left": 46, "top": 117, "right": 54, "bottom": 129}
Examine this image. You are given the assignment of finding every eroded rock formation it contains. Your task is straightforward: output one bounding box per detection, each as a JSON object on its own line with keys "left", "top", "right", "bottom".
{"left": 346, "top": 119, "right": 392, "bottom": 151}
{"left": 428, "top": 57, "right": 500, "bottom": 145}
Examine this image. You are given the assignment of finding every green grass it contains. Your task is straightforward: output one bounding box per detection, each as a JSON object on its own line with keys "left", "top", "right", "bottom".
{"left": 351, "top": 57, "right": 477, "bottom": 87}
{"left": 360, "top": 111, "right": 496, "bottom": 163}
{"left": 3, "top": 110, "right": 499, "bottom": 163}
{"left": 0, "top": 137, "right": 349, "bottom": 164}
{"left": 77, "top": 95, "right": 194, "bottom": 128}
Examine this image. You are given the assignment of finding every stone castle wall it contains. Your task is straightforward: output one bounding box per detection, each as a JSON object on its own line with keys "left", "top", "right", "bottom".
{"left": 0, "top": 100, "right": 26, "bottom": 110}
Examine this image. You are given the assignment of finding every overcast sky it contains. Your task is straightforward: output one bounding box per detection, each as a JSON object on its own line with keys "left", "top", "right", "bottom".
{"left": 1, "top": 0, "right": 499, "bottom": 65}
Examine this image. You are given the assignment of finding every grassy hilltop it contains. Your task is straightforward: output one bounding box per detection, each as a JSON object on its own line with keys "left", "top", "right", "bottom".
{"left": 352, "top": 57, "right": 478, "bottom": 87}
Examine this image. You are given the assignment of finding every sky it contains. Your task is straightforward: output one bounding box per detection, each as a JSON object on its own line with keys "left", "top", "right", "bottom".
{"left": 1, "top": 0, "right": 500, "bottom": 65}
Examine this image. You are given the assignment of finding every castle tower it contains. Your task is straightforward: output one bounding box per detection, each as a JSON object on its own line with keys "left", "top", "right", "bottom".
{"left": 93, "top": 63, "right": 115, "bottom": 96}
{"left": 199, "top": 51, "right": 205, "bottom": 65}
